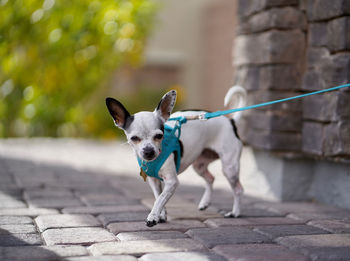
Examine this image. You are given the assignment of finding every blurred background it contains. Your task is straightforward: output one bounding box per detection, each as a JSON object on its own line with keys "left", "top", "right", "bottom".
{"left": 1, "top": 0, "right": 350, "bottom": 207}
{"left": 0, "top": 0, "right": 236, "bottom": 139}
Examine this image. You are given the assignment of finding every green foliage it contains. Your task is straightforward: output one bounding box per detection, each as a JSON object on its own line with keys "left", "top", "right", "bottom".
{"left": 0, "top": 0, "right": 157, "bottom": 137}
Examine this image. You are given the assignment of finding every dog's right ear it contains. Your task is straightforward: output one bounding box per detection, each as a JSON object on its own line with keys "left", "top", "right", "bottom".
{"left": 105, "top": 97, "right": 132, "bottom": 129}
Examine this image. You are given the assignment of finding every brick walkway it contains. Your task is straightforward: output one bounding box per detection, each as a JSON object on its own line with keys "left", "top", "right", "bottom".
{"left": 0, "top": 139, "right": 350, "bottom": 261}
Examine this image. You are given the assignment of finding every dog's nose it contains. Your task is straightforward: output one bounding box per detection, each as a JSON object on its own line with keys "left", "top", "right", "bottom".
{"left": 143, "top": 146, "right": 155, "bottom": 160}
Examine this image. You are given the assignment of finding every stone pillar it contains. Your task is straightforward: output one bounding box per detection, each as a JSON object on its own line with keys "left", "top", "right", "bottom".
{"left": 234, "top": 0, "right": 350, "bottom": 207}
{"left": 234, "top": 0, "right": 306, "bottom": 153}
{"left": 302, "top": 0, "right": 350, "bottom": 158}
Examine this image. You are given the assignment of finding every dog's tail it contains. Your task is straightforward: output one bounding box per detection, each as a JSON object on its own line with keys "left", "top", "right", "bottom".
{"left": 224, "top": 85, "right": 247, "bottom": 122}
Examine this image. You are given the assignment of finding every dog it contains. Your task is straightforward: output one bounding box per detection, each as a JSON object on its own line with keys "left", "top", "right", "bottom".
{"left": 106, "top": 86, "right": 247, "bottom": 226}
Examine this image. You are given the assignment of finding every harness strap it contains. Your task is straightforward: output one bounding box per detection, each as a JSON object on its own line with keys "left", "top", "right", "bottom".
{"left": 137, "top": 122, "right": 183, "bottom": 181}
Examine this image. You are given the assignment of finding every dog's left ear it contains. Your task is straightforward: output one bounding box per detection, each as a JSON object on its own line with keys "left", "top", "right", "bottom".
{"left": 155, "top": 90, "right": 177, "bottom": 121}
{"left": 105, "top": 97, "right": 132, "bottom": 129}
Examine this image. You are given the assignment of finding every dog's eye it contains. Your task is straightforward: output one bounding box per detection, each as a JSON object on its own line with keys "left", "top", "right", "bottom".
{"left": 130, "top": 136, "right": 141, "bottom": 142}
{"left": 154, "top": 134, "right": 163, "bottom": 140}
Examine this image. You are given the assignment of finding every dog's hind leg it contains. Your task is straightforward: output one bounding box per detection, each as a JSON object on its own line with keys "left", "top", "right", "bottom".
{"left": 193, "top": 156, "right": 215, "bottom": 211}
{"left": 147, "top": 177, "right": 167, "bottom": 223}
{"left": 220, "top": 150, "right": 243, "bottom": 218}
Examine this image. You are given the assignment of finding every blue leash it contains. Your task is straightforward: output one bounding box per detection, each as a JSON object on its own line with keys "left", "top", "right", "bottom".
{"left": 202, "top": 83, "right": 350, "bottom": 120}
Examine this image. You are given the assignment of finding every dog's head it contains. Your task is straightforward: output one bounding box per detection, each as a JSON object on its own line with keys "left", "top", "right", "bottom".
{"left": 106, "top": 90, "right": 177, "bottom": 161}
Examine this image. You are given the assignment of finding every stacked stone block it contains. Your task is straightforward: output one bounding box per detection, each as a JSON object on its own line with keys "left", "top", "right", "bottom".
{"left": 302, "top": 0, "right": 350, "bottom": 158}
{"left": 235, "top": 0, "right": 350, "bottom": 160}
{"left": 234, "top": 0, "right": 306, "bottom": 152}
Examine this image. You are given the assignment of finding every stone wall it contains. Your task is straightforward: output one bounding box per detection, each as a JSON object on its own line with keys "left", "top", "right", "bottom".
{"left": 234, "top": 0, "right": 350, "bottom": 161}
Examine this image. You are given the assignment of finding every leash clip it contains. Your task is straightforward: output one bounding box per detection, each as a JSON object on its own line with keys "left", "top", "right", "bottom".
{"left": 198, "top": 113, "right": 207, "bottom": 121}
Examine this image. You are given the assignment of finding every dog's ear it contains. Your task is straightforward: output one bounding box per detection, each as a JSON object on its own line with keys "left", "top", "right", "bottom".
{"left": 105, "top": 97, "right": 132, "bottom": 129}
{"left": 155, "top": 90, "right": 177, "bottom": 121}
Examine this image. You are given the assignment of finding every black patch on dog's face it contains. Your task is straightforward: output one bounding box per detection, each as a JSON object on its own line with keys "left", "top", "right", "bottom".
{"left": 158, "top": 119, "right": 164, "bottom": 133}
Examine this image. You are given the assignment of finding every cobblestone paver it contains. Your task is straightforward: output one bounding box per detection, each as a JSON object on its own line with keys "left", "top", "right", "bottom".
{"left": 62, "top": 205, "right": 148, "bottom": 215}
{"left": 42, "top": 227, "right": 116, "bottom": 246}
{"left": 0, "top": 224, "right": 37, "bottom": 234}
{"left": 0, "top": 140, "right": 349, "bottom": 260}
{"left": 35, "top": 214, "right": 101, "bottom": 232}
{"left": 186, "top": 227, "right": 271, "bottom": 248}
{"left": 88, "top": 238, "right": 206, "bottom": 256}
{"left": 213, "top": 244, "right": 310, "bottom": 261}
{"left": 0, "top": 233, "right": 43, "bottom": 246}
{"left": 253, "top": 224, "right": 329, "bottom": 239}
{"left": 204, "top": 217, "right": 305, "bottom": 227}
{"left": 107, "top": 220, "right": 206, "bottom": 233}
{"left": 98, "top": 211, "right": 150, "bottom": 226}
{"left": 140, "top": 252, "right": 227, "bottom": 261}
{"left": 308, "top": 219, "right": 350, "bottom": 234}
{"left": 63, "top": 256, "right": 138, "bottom": 261}
{"left": 0, "top": 245, "right": 88, "bottom": 261}
{"left": 276, "top": 234, "right": 350, "bottom": 261}
{"left": 0, "top": 216, "right": 33, "bottom": 225}
{"left": 116, "top": 231, "right": 188, "bottom": 241}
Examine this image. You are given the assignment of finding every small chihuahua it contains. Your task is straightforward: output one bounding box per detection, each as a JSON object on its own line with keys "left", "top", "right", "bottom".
{"left": 106, "top": 86, "right": 247, "bottom": 227}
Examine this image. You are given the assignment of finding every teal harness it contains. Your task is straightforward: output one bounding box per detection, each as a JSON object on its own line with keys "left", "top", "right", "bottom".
{"left": 137, "top": 117, "right": 187, "bottom": 181}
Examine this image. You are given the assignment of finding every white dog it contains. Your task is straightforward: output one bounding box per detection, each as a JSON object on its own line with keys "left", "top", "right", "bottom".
{"left": 106, "top": 86, "right": 247, "bottom": 226}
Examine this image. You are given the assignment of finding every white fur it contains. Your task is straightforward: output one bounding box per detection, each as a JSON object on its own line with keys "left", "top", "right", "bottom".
{"left": 106, "top": 87, "right": 246, "bottom": 226}
{"left": 224, "top": 85, "right": 247, "bottom": 122}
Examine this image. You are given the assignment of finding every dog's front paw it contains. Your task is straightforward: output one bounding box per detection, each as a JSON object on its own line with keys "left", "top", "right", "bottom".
{"left": 198, "top": 203, "right": 210, "bottom": 211}
{"left": 146, "top": 219, "right": 157, "bottom": 227}
{"left": 224, "top": 211, "right": 240, "bottom": 218}
{"left": 145, "top": 213, "right": 159, "bottom": 227}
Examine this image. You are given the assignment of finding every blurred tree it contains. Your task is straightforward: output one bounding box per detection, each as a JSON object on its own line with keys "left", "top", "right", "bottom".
{"left": 0, "top": 0, "right": 157, "bottom": 137}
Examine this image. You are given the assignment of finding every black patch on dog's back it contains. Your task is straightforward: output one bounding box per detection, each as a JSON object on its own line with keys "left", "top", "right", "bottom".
{"left": 230, "top": 119, "right": 240, "bottom": 140}
{"left": 159, "top": 121, "right": 164, "bottom": 133}
{"left": 173, "top": 140, "right": 184, "bottom": 166}
{"left": 179, "top": 109, "right": 240, "bottom": 139}
{"left": 179, "top": 140, "right": 184, "bottom": 158}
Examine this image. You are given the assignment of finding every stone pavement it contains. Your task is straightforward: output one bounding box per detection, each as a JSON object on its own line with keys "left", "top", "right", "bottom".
{"left": 0, "top": 139, "right": 350, "bottom": 261}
